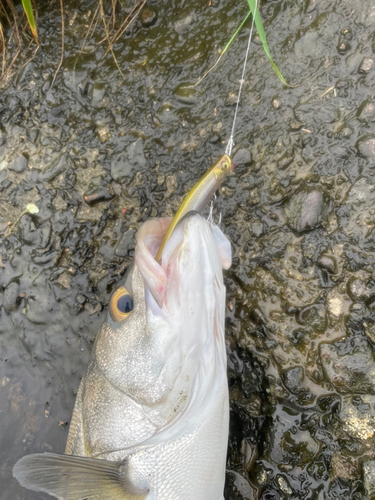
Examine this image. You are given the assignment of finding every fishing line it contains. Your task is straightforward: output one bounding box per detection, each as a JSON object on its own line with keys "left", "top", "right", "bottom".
{"left": 225, "top": 0, "right": 258, "bottom": 158}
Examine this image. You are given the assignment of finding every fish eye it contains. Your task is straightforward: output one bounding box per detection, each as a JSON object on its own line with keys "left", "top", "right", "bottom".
{"left": 109, "top": 286, "right": 133, "bottom": 322}
{"left": 222, "top": 162, "right": 229, "bottom": 169}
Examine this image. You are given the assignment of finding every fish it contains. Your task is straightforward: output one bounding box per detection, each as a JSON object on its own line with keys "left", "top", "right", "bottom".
{"left": 13, "top": 154, "right": 233, "bottom": 500}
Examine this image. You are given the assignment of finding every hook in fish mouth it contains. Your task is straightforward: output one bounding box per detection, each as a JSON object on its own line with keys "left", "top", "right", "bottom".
{"left": 206, "top": 200, "right": 222, "bottom": 227}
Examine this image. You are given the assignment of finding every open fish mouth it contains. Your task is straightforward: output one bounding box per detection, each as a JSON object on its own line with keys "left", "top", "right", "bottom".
{"left": 135, "top": 211, "right": 231, "bottom": 313}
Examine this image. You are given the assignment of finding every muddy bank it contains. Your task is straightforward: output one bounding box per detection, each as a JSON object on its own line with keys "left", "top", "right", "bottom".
{"left": 1, "top": 0, "right": 375, "bottom": 498}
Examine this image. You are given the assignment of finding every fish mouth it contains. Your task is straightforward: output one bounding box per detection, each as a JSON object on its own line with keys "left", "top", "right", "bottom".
{"left": 135, "top": 212, "right": 231, "bottom": 311}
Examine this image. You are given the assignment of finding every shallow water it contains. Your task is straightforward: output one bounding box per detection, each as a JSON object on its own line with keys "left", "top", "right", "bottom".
{"left": 1, "top": 0, "right": 375, "bottom": 498}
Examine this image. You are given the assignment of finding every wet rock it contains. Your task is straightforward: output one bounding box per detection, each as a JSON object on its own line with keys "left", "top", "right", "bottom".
{"left": 0, "top": 179, "right": 12, "bottom": 192}
{"left": 115, "top": 229, "right": 136, "bottom": 257}
{"left": 277, "top": 151, "right": 294, "bottom": 170}
{"left": 298, "top": 303, "right": 327, "bottom": 332}
{"left": 140, "top": 7, "right": 157, "bottom": 27}
{"left": 173, "top": 84, "right": 197, "bottom": 105}
{"left": 345, "top": 177, "right": 375, "bottom": 205}
{"left": 90, "top": 83, "right": 105, "bottom": 106}
{"left": 39, "top": 155, "right": 68, "bottom": 182}
{"left": 8, "top": 155, "right": 28, "bottom": 173}
{"left": 247, "top": 187, "right": 260, "bottom": 206}
{"left": 173, "top": 13, "right": 196, "bottom": 34}
{"left": 250, "top": 221, "right": 264, "bottom": 237}
{"left": 316, "top": 254, "right": 337, "bottom": 274}
{"left": 357, "top": 100, "right": 375, "bottom": 121}
{"left": 225, "top": 93, "right": 239, "bottom": 107}
{"left": 356, "top": 135, "right": 375, "bottom": 158}
{"left": 358, "top": 57, "right": 374, "bottom": 74}
{"left": 282, "top": 366, "right": 304, "bottom": 394}
{"left": 3, "top": 282, "right": 20, "bottom": 314}
{"left": 320, "top": 337, "right": 375, "bottom": 394}
{"left": 276, "top": 476, "right": 292, "bottom": 495}
{"left": 232, "top": 149, "right": 252, "bottom": 167}
{"left": 284, "top": 186, "right": 331, "bottom": 234}
{"left": 340, "top": 395, "right": 375, "bottom": 441}
{"left": 330, "top": 453, "right": 359, "bottom": 480}
{"left": 272, "top": 96, "right": 281, "bottom": 109}
{"left": 337, "top": 41, "right": 351, "bottom": 55}
{"left": 111, "top": 139, "right": 146, "bottom": 181}
{"left": 347, "top": 275, "right": 375, "bottom": 302}
{"left": 363, "top": 461, "right": 375, "bottom": 497}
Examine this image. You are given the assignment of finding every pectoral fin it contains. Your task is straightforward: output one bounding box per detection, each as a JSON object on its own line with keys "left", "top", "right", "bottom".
{"left": 13, "top": 452, "right": 148, "bottom": 500}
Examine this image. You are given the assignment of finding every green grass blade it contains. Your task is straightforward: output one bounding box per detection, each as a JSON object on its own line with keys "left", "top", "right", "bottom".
{"left": 222, "top": 11, "right": 252, "bottom": 57}
{"left": 21, "top": 0, "right": 38, "bottom": 43}
{"left": 194, "top": 12, "right": 251, "bottom": 86}
{"left": 246, "top": 0, "right": 287, "bottom": 85}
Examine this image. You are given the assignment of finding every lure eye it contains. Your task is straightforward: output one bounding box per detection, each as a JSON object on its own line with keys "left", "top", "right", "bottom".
{"left": 109, "top": 286, "right": 133, "bottom": 322}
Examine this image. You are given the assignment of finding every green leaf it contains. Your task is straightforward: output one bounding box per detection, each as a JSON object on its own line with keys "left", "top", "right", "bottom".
{"left": 246, "top": 0, "right": 287, "bottom": 85}
{"left": 21, "top": 0, "right": 38, "bottom": 43}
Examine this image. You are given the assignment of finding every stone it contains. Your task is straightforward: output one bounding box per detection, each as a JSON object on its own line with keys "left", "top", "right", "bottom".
{"left": 284, "top": 186, "right": 332, "bottom": 234}
{"left": 347, "top": 275, "right": 375, "bottom": 302}
{"left": 320, "top": 337, "right": 375, "bottom": 394}
{"left": 358, "top": 57, "right": 374, "bottom": 74}
{"left": 364, "top": 461, "right": 375, "bottom": 497}
{"left": 140, "top": 7, "right": 157, "bottom": 27}
{"left": 173, "top": 13, "right": 196, "bottom": 34}
{"left": 282, "top": 366, "right": 304, "bottom": 394}
{"left": 316, "top": 254, "right": 337, "bottom": 274}
{"left": 330, "top": 453, "right": 359, "bottom": 480}
{"left": 3, "top": 282, "right": 19, "bottom": 314}
{"left": 277, "top": 151, "right": 294, "bottom": 170}
{"left": 247, "top": 187, "right": 260, "bottom": 206}
{"left": 357, "top": 101, "right": 375, "bottom": 121}
{"left": 356, "top": 135, "right": 375, "bottom": 158}
{"left": 111, "top": 139, "right": 146, "bottom": 181}
{"left": 8, "top": 155, "right": 28, "bottom": 173}
{"left": 232, "top": 149, "right": 252, "bottom": 167}
{"left": 115, "top": 229, "right": 136, "bottom": 257}
{"left": 298, "top": 303, "right": 327, "bottom": 332}
{"left": 340, "top": 395, "right": 375, "bottom": 441}
{"left": 39, "top": 155, "right": 68, "bottom": 182}
{"left": 173, "top": 84, "right": 197, "bottom": 105}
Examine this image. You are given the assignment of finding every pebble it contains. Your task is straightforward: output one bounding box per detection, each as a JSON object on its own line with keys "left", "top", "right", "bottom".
{"left": 284, "top": 186, "right": 331, "bottom": 234}
{"left": 174, "top": 13, "right": 196, "bottom": 34}
{"left": 358, "top": 57, "right": 374, "bottom": 74}
{"left": 39, "top": 155, "right": 68, "bottom": 182}
{"left": 140, "top": 7, "right": 157, "bottom": 27}
{"left": 225, "top": 93, "right": 239, "bottom": 107}
{"left": 3, "top": 282, "right": 19, "bottom": 314}
{"left": 357, "top": 101, "right": 375, "bottom": 121}
{"left": 356, "top": 135, "right": 375, "bottom": 158}
{"left": 320, "top": 337, "right": 375, "bottom": 394}
{"left": 277, "top": 151, "right": 294, "bottom": 170}
{"left": 115, "top": 229, "right": 136, "bottom": 257}
{"left": 337, "top": 41, "right": 351, "bottom": 55}
{"left": 247, "top": 187, "right": 260, "bottom": 206}
{"left": 347, "top": 276, "right": 374, "bottom": 302}
{"left": 232, "top": 148, "right": 252, "bottom": 167}
{"left": 298, "top": 303, "right": 327, "bottom": 332}
{"left": 282, "top": 366, "right": 304, "bottom": 394}
{"left": 8, "top": 155, "right": 28, "bottom": 173}
{"left": 364, "top": 461, "right": 375, "bottom": 496}
{"left": 111, "top": 139, "right": 146, "bottom": 181}
{"left": 316, "top": 254, "right": 337, "bottom": 274}
{"left": 173, "top": 84, "right": 197, "bottom": 105}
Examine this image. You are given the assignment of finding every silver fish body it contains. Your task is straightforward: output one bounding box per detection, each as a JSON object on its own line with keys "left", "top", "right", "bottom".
{"left": 13, "top": 212, "right": 231, "bottom": 500}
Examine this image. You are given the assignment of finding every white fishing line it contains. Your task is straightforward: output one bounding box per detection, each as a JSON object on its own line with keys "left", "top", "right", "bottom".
{"left": 225, "top": 0, "right": 259, "bottom": 158}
